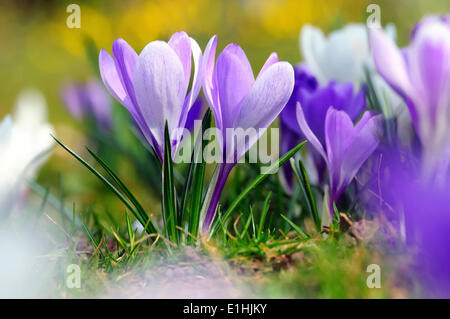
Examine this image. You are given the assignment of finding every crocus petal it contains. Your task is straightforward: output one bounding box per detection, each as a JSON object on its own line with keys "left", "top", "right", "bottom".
{"left": 324, "top": 108, "right": 356, "bottom": 191}
{"left": 168, "top": 31, "right": 192, "bottom": 93}
{"left": 187, "top": 37, "right": 203, "bottom": 109}
{"left": 101, "top": 46, "right": 158, "bottom": 153}
{"left": 202, "top": 35, "right": 221, "bottom": 128}
{"left": 177, "top": 37, "right": 204, "bottom": 132}
{"left": 369, "top": 28, "right": 414, "bottom": 102}
{"left": 112, "top": 39, "right": 139, "bottom": 108}
{"left": 296, "top": 101, "right": 327, "bottom": 161}
{"left": 299, "top": 24, "right": 327, "bottom": 83}
{"left": 184, "top": 98, "right": 205, "bottom": 132}
{"left": 216, "top": 43, "right": 255, "bottom": 129}
{"left": 257, "top": 52, "right": 279, "bottom": 78}
{"left": 99, "top": 49, "right": 130, "bottom": 108}
{"left": 232, "top": 62, "right": 294, "bottom": 161}
{"left": 408, "top": 21, "right": 450, "bottom": 118}
{"left": 133, "top": 41, "right": 186, "bottom": 151}
{"left": 340, "top": 112, "right": 381, "bottom": 192}
{"left": 348, "top": 86, "right": 367, "bottom": 120}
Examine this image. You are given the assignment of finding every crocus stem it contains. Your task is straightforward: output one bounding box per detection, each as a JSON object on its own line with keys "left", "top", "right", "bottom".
{"left": 202, "top": 163, "right": 234, "bottom": 233}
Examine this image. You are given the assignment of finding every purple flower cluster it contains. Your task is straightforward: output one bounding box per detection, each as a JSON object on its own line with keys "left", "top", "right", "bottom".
{"left": 99, "top": 32, "right": 295, "bottom": 231}
{"left": 279, "top": 65, "right": 378, "bottom": 214}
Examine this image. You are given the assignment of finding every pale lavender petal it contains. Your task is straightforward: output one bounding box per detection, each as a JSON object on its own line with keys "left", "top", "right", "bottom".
{"left": 133, "top": 41, "right": 186, "bottom": 151}
{"left": 202, "top": 36, "right": 221, "bottom": 129}
{"left": 187, "top": 37, "right": 203, "bottom": 109}
{"left": 168, "top": 31, "right": 192, "bottom": 93}
{"left": 339, "top": 112, "right": 381, "bottom": 194}
{"left": 408, "top": 21, "right": 450, "bottom": 119}
{"left": 296, "top": 101, "right": 327, "bottom": 161}
{"left": 112, "top": 39, "right": 139, "bottom": 107}
{"left": 324, "top": 108, "right": 356, "bottom": 193}
{"left": 232, "top": 62, "right": 294, "bottom": 161}
{"left": 99, "top": 49, "right": 130, "bottom": 108}
{"left": 216, "top": 44, "right": 255, "bottom": 129}
{"left": 369, "top": 28, "right": 414, "bottom": 103}
{"left": 178, "top": 37, "right": 203, "bottom": 132}
{"left": 257, "top": 52, "right": 279, "bottom": 78}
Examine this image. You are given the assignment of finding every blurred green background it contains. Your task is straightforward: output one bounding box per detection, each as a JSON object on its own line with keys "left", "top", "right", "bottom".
{"left": 0, "top": 0, "right": 448, "bottom": 215}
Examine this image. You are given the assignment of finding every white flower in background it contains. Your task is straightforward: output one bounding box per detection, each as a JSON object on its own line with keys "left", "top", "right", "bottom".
{"left": 0, "top": 89, "right": 54, "bottom": 216}
{"left": 300, "top": 23, "right": 412, "bottom": 146}
{"left": 300, "top": 23, "right": 403, "bottom": 113}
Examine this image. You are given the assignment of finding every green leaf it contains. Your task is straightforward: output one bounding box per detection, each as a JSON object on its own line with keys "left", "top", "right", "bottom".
{"left": 125, "top": 210, "right": 133, "bottom": 242}
{"left": 187, "top": 110, "right": 211, "bottom": 243}
{"left": 162, "top": 122, "right": 178, "bottom": 243}
{"left": 209, "top": 140, "right": 307, "bottom": 237}
{"left": 239, "top": 210, "right": 254, "bottom": 240}
{"left": 85, "top": 147, "right": 158, "bottom": 234}
{"left": 291, "top": 158, "right": 321, "bottom": 231}
{"left": 52, "top": 135, "right": 159, "bottom": 236}
{"left": 257, "top": 192, "right": 272, "bottom": 242}
{"left": 280, "top": 214, "right": 309, "bottom": 239}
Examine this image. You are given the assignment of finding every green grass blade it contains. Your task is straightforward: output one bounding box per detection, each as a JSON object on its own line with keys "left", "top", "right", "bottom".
{"left": 239, "top": 209, "right": 254, "bottom": 240}
{"left": 187, "top": 110, "right": 211, "bottom": 243}
{"left": 162, "top": 122, "right": 178, "bottom": 243}
{"left": 291, "top": 158, "right": 321, "bottom": 231}
{"left": 209, "top": 140, "right": 307, "bottom": 237}
{"left": 85, "top": 146, "right": 158, "bottom": 234}
{"left": 52, "top": 135, "right": 158, "bottom": 236}
{"left": 125, "top": 210, "right": 133, "bottom": 242}
{"left": 280, "top": 214, "right": 309, "bottom": 239}
{"left": 257, "top": 192, "right": 272, "bottom": 242}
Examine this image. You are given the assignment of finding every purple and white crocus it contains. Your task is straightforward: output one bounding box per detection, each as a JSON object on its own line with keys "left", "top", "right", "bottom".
{"left": 201, "top": 36, "right": 295, "bottom": 232}
{"left": 370, "top": 15, "right": 450, "bottom": 178}
{"left": 99, "top": 31, "right": 204, "bottom": 161}
{"left": 296, "top": 105, "right": 381, "bottom": 215}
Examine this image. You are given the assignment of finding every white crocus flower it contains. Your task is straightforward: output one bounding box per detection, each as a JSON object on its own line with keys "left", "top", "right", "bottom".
{"left": 0, "top": 89, "right": 54, "bottom": 216}
{"left": 300, "top": 23, "right": 411, "bottom": 144}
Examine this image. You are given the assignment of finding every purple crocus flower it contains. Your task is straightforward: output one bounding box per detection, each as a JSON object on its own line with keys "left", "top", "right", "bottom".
{"left": 280, "top": 66, "right": 366, "bottom": 192}
{"left": 99, "top": 31, "right": 204, "bottom": 161}
{"left": 296, "top": 105, "right": 381, "bottom": 214}
{"left": 386, "top": 166, "right": 450, "bottom": 298}
{"left": 61, "top": 79, "right": 112, "bottom": 129}
{"left": 369, "top": 15, "right": 450, "bottom": 177}
{"left": 201, "top": 36, "right": 295, "bottom": 232}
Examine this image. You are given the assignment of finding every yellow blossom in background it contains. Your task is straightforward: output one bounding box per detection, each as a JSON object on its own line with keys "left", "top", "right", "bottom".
{"left": 247, "top": 0, "right": 366, "bottom": 37}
